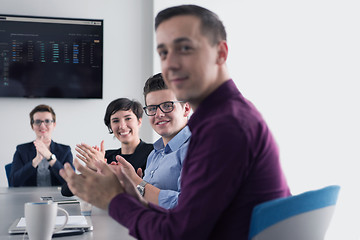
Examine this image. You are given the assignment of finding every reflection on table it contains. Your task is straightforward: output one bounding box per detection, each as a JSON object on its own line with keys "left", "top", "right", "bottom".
{"left": 0, "top": 187, "right": 135, "bottom": 240}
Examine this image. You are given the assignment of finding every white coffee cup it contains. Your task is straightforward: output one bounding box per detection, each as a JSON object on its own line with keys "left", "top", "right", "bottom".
{"left": 25, "top": 201, "right": 69, "bottom": 240}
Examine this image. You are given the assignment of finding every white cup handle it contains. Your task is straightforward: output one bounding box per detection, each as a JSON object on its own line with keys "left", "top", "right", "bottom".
{"left": 53, "top": 207, "right": 69, "bottom": 233}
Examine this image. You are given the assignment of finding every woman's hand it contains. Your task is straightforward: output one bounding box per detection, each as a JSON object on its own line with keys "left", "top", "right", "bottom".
{"left": 33, "top": 136, "right": 52, "bottom": 167}
{"left": 32, "top": 150, "right": 43, "bottom": 168}
{"left": 76, "top": 141, "right": 106, "bottom": 171}
{"left": 34, "top": 136, "right": 51, "bottom": 159}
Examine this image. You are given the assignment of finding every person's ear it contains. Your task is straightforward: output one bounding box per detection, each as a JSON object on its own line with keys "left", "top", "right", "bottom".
{"left": 183, "top": 103, "right": 191, "bottom": 117}
{"left": 53, "top": 122, "right": 56, "bottom": 128}
{"left": 138, "top": 117, "right": 142, "bottom": 127}
{"left": 216, "top": 40, "right": 228, "bottom": 65}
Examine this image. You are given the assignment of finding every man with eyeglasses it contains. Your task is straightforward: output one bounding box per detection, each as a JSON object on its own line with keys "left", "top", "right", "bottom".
{"left": 114, "top": 73, "right": 191, "bottom": 209}
{"left": 11, "top": 104, "right": 74, "bottom": 187}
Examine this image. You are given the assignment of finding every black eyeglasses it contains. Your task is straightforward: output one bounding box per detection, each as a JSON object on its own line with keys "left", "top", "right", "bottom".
{"left": 32, "top": 119, "right": 54, "bottom": 126}
{"left": 143, "top": 101, "right": 184, "bottom": 116}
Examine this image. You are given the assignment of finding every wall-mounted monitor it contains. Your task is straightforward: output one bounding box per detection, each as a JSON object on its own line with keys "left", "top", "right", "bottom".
{"left": 0, "top": 14, "right": 103, "bottom": 98}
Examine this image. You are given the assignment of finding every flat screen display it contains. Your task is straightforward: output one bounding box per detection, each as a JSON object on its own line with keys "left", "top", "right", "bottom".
{"left": 0, "top": 14, "right": 103, "bottom": 98}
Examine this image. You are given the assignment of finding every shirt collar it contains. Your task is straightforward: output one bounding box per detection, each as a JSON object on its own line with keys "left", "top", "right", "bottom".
{"left": 153, "top": 125, "right": 191, "bottom": 153}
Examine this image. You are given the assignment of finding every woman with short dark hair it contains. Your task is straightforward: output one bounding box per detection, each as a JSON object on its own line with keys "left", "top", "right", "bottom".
{"left": 102, "top": 98, "right": 153, "bottom": 172}
{"left": 61, "top": 98, "right": 153, "bottom": 196}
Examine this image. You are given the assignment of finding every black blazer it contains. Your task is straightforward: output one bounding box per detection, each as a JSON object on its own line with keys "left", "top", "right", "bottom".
{"left": 10, "top": 141, "right": 73, "bottom": 187}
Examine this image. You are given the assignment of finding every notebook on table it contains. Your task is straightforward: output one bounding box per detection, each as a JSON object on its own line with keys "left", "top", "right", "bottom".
{"left": 8, "top": 215, "right": 93, "bottom": 235}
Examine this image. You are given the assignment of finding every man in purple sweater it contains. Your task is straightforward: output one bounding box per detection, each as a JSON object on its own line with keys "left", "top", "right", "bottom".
{"left": 60, "top": 4, "right": 291, "bottom": 240}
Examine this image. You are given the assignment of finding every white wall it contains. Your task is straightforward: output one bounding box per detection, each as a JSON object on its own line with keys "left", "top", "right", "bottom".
{"left": 154, "top": 1, "right": 360, "bottom": 239}
{"left": 1, "top": 0, "right": 359, "bottom": 238}
{"left": 0, "top": 0, "right": 155, "bottom": 184}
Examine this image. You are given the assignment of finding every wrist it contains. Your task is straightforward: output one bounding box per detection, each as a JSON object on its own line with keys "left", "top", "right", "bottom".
{"left": 133, "top": 175, "right": 143, "bottom": 185}
{"left": 47, "top": 154, "right": 57, "bottom": 162}
{"left": 32, "top": 157, "right": 41, "bottom": 167}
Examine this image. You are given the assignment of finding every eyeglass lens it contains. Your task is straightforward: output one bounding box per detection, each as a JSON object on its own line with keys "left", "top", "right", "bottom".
{"left": 145, "top": 101, "right": 175, "bottom": 116}
{"left": 33, "top": 119, "right": 53, "bottom": 126}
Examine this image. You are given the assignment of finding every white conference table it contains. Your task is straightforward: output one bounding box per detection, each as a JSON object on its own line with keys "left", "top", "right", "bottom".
{"left": 0, "top": 187, "right": 135, "bottom": 239}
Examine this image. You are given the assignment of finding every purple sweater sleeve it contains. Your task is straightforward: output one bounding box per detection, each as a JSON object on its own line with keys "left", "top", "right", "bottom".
{"left": 109, "top": 194, "right": 169, "bottom": 237}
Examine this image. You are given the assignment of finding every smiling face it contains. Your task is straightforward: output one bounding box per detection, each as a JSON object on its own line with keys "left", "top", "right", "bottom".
{"left": 156, "top": 15, "right": 227, "bottom": 109}
{"left": 145, "top": 89, "right": 190, "bottom": 145}
{"left": 110, "top": 110, "right": 142, "bottom": 145}
{"left": 32, "top": 112, "right": 56, "bottom": 140}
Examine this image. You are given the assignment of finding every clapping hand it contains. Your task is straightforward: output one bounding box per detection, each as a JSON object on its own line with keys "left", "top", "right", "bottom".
{"left": 108, "top": 155, "right": 143, "bottom": 184}
{"left": 76, "top": 140, "right": 106, "bottom": 171}
{"left": 102, "top": 159, "right": 148, "bottom": 207}
{"left": 60, "top": 159, "right": 123, "bottom": 210}
{"left": 34, "top": 136, "right": 51, "bottom": 158}
{"left": 32, "top": 136, "right": 51, "bottom": 167}
{"left": 60, "top": 159, "right": 148, "bottom": 210}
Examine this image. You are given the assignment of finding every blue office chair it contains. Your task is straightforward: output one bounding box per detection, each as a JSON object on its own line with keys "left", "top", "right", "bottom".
{"left": 248, "top": 185, "right": 340, "bottom": 240}
{"left": 5, "top": 163, "right": 12, "bottom": 187}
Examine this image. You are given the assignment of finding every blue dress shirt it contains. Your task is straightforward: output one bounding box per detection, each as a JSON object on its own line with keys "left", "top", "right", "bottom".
{"left": 143, "top": 126, "right": 191, "bottom": 209}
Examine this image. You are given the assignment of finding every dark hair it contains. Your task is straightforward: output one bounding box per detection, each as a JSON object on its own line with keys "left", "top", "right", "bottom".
{"left": 155, "top": 4, "right": 227, "bottom": 46}
{"left": 30, "top": 104, "right": 56, "bottom": 127}
{"left": 143, "top": 73, "right": 168, "bottom": 105}
{"left": 104, "top": 98, "right": 143, "bottom": 134}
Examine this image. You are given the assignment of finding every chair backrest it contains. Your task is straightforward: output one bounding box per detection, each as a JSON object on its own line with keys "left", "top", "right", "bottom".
{"left": 248, "top": 185, "right": 340, "bottom": 240}
{"left": 5, "top": 163, "right": 12, "bottom": 187}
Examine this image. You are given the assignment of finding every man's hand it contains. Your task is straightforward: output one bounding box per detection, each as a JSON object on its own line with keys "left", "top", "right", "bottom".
{"left": 76, "top": 141, "right": 105, "bottom": 171}
{"left": 59, "top": 159, "right": 123, "bottom": 210}
{"left": 137, "top": 168, "right": 143, "bottom": 178}
{"left": 115, "top": 155, "right": 142, "bottom": 185}
{"left": 108, "top": 162, "right": 149, "bottom": 208}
